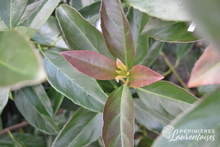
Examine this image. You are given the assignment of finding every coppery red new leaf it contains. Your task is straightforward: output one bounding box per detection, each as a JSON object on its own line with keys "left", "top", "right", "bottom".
{"left": 128, "top": 65, "right": 164, "bottom": 88}
{"left": 60, "top": 50, "right": 118, "bottom": 80}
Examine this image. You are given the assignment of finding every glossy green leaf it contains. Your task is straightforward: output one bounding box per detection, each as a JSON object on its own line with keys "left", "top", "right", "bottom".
{"left": 128, "top": 65, "right": 164, "bottom": 88}
{"left": 141, "top": 17, "right": 199, "bottom": 43}
{"left": 127, "top": 8, "right": 149, "bottom": 65}
{"left": 186, "top": 0, "right": 220, "bottom": 49}
{"left": 52, "top": 108, "right": 102, "bottom": 147}
{"left": 143, "top": 41, "right": 164, "bottom": 67}
{"left": 19, "top": 0, "right": 60, "bottom": 29}
{"left": 41, "top": 49, "right": 107, "bottom": 112}
{"left": 134, "top": 99, "right": 170, "bottom": 134}
{"left": 32, "top": 16, "right": 68, "bottom": 49}
{"left": 137, "top": 136, "right": 153, "bottom": 147}
{"left": 123, "top": 0, "right": 191, "bottom": 21}
{"left": 60, "top": 50, "right": 118, "bottom": 80}
{"left": 102, "top": 85, "right": 134, "bottom": 147}
{"left": 8, "top": 132, "right": 26, "bottom": 147}
{"left": 101, "top": 0, "right": 135, "bottom": 69}
{"left": 0, "top": 88, "right": 9, "bottom": 114}
{"left": 0, "top": 19, "right": 8, "bottom": 31}
{"left": 0, "top": 29, "right": 45, "bottom": 90}
{"left": 56, "top": 4, "right": 113, "bottom": 59}
{"left": 70, "top": 0, "right": 82, "bottom": 10}
{"left": 14, "top": 89, "right": 59, "bottom": 135}
{"left": 79, "top": 1, "right": 101, "bottom": 25}
{"left": 16, "top": 26, "right": 37, "bottom": 38}
{"left": 152, "top": 87, "right": 220, "bottom": 147}
{"left": 48, "top": 87, "right": 64, "bottom": 114}
{"left": 197, "top": 85, "right": 219, "bottom": 96}
{"left": 188, "top": 45, "right": 220, "bottom": 87}
{"left": 137, "top": 81, "right": 199, "bottom": 120}
{"left": 0, "top": 133, "right": 46, "bottom": 147}
{"left": 20, "top": 85, "right": 54, "bottom": 117}
{"left": 0, "top": 0, "right": 28, "bottom": 28}
{"left": 175, "top": 43, "right": 193, "bottom": 60}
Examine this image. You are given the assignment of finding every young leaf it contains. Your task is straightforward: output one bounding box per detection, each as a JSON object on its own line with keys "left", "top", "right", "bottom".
{"left": 141, "top": 17, "right": 199, "bottom": 43}
{"left": 52, "top": 108, "right": 102, "bottom": 147}
{"left": 42, "top": 49, "right": 108, "bottom": 112}
{"left": 128, "top": 65, "right": 164, "bottom": 88}
{"left": 123, "top": 0, "right": 191, "bottom": 21}
{"left": 102, "top": 85, "right": 134, "bottom": 147}
{"left": 14, "top": 89, "right": 59, "bottom": 135}
{"left": 0, "top": 30, "right": 45, "bottom": 90}
{"left": 137, "top": 81, "right": 199, "bottom": 120}
{"left": 101, "top": 0, "right": 135, "bottom": 69}
{"left": 188, "top": 45, "right": 220, "bottom": 87}
{"left": 127, "top": 7, "right": 149, "bottom": 65}
{"left": 0, "top": 88, "right": 9, "bottom": 114}
{"left": 56, "top": 4, "right": 113, "bottom": 59}
{"left": 60, "top": 50, "right": 118, "bottom": 80}
{"left": 134, "top": 99, "right": 170, "bottom": 134}
{"left": 152, "top": 87, "right": 220, "bottom": 147}
{"left": 0, "top": 0, "right": 28, "bottom": 28}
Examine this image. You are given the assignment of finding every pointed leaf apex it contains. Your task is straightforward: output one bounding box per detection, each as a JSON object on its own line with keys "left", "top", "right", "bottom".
{"left": 116, "top": 58, "right": 127, "bottom": 72}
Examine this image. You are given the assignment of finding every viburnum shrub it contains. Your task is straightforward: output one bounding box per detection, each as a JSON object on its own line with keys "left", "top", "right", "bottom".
{"left": 0, "top": 0, "right": 220, "bottom": 146}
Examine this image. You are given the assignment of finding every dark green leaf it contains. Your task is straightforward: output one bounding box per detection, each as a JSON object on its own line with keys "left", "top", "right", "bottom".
{"left": 198, "top": 85, "right": 219, "bottom": 96}
{"left": 0, "top": 88, "right": 9, "bottom": 114}
{"left": 127, "top": 8, "right": 149, "bottom": 65}
{"left": 19, "top": 0, "right": 60, "bottom": 29}
{"left": 56, "top": 4, "right": 113, "bottom": 59}
{"left": 70, "top": 0, "right": 82, "bottom": 10}
{"left": 137, "top": 136, "right": 153, "bottom": 147}
{"left": 186, "top": 0, "right": 220, "bottom": 49}
{"left": 14, "top": 89, "right": 59, "bottom": 135}
{"left": 152, "top": 87, "right": 220, "bottom": 147}
{"left": 141, "top": 17, "right": 199, "bottom": 42}
{"left": 79, "top": 1, "right": 101, "bottom": 25}
{"left": 137, "top": 81, "right": 199, "bottom": 120}
{"left": 102, "top": 85, "right": 134, "bottom": 147}
{"left": 0, "top": 29, "right": 45, "bottom": 90}
{"left": 175, "top": 43, "right": 193, "bottom": 60}
{"left": 143, "top": 41, "right": 164, "bottom": 67}
{"left": 8, "top": 132, "right": 26, "bottom": 147}
{"left": 48, "top": 87, "right": 64, "bottom": 114}
{"left": 101, "top": 0, "right": 135, "bottom": 69}
{"left": 52, "top": 108, "right": 102, "bottom": 147}
{"left": 0, "top": 0, "right": 28, "bottom": 28}
{"left": 134, "top": 99, "right": 170, "bottom": 134}
{"left": 20, "top": 85, "right": 54, "bottom": 117}
{"left": 41, "top": 49, "right": 107, "bottom": 112}
{"left": 123, "top": 0, "right": 191, "bottom": 21}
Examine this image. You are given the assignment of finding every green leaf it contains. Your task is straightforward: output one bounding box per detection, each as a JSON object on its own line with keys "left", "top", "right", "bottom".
{"left": 186, "top": 0, "right": 220, "bottom": 49}
{"left": 19, "top": 0, "right": 60, "bottom": 29}
{"left": 175, "top": 43, "right": 193, "bottom": 60}
{"left": 102, "top": 85, "right": 134, "bottom": 147}
{"left": 134, "top": 99, "right": 170, "bottom": 134}
{"left": 0, "top": 0, "right": 28, "bottom": 28}
{"left": 143, "top": 40, "right": 164, "bottom": 67}
{"left": 128, "top": 65, "right": 164, "bottom": 88}
{"left": 0, "top": 29, "right": 45, "bottom": 90}
{"left": 141, "top": 17, "right": 199, "bottom": 43}
{"left": 0, "top": 133, "right": 46, "bottom": 147}
{"left": 20, "top": 85, "right": 54, "bottom": 117}
{"left": 127, "top": 7, "right": 149, "bottom": 65}
{"left": 48, "top": 87, "right": 64, "bottom": 114}
{"left": 60, "top": 50, "right": 118, "bottom": 80}
{"left": 123, "top": 0, "right": 191, "bottom": 21}
{"left": 79, "top": 1, "right": 101, "bottom": 25}
{"left": 152, "top": 87, "right": 220, "bottom": 147}
{"left": 188, "top": 45, "right": 220, "bottom": 87}
{"left": 101, "top": 0, "right": 135, "bottom": 69}
{"left": 70, "top": 0, "right": 82, "bottom": 10}
{"left": 52, "top": 108, "right": 102, "bottom": 147}
{"left": 0, "top": 88, "right": 9, "bottom": 114}
{"left": 0, "top": 19, "right": 8, "bottom": 31}
{"left": 137, "top": 81, "right": 199, "bottom": 120}
{"left": 32, "top": 16, "right": 68, "bottom": 49}
{"left": 14, "top": 89, "right": 59, "bottom": 135}
{"left": 8, "top": 132, "right": 26, "bottom": 147}
{"left": 41, "top": 49, "right": 107, "bottom": 112}
{"left": 56, "top": 4, "right": 113, "bottom": 59}
{"left": 16, "top": 26, "right": 37, "bottom": 38}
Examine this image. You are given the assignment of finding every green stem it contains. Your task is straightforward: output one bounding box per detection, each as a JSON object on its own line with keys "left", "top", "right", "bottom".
{"left": 162, "top": 59, "right": 180, "bottom": 77}
{"left": 160, "top": 52, "right": 190, "bottom": 91}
